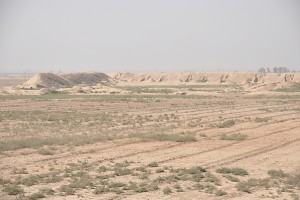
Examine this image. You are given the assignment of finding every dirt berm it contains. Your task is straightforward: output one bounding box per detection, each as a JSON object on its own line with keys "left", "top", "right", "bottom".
{"left": 18, "top": 72, "right": 300, "bottom": 91}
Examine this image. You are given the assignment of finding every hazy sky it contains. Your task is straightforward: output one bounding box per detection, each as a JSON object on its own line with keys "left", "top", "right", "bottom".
{"left": 0, "top": 0, "right": 299, "bottom": 73}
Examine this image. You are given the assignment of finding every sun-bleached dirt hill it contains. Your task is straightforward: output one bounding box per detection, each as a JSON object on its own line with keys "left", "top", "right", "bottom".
{"left": 111, "top": 72, "right": 300, "bottom": 84}
{"left": 111, "top": 72, "right": 300, "bottom": 90}
{"left": 17, "top": 72, "right": 113, "bottom": 89}
{"left": 16, "top": 72, "right": 300, "bottom": 93}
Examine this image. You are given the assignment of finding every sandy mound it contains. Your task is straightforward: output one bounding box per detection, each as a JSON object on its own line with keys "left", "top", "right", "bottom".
{"left": 18, "top": 72, "right": 112, "bottom": 89}
{"left": 16, "top": 72, "right": 300, "bottom": 93}
{"left": 57, "top": 84, "right": 128, "bottom": 95}
{"left": 112, "top": 72, "right": 300, "bottom": 86}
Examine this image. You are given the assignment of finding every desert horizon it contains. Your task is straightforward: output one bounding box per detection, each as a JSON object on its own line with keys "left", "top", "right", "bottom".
{"left": 1, "top": 0, "right": 299, "bottom": 199}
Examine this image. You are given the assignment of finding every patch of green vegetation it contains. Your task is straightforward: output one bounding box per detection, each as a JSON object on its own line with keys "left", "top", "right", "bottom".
{"left": 28, "top": 192, "right": 45, "bottom": 200}
{"left": 44, "top": 173, "right": 62, "bottom": 183}
{"left": 171, "top": 166, "right": 206, "bottom": 182}
{"left": 274, "top": 88, "right": 300, "bottom": 93}
{"left": 225, "top": 175, "right": 240, "bottom": 182}
{"left": 216, "top": 167, "right": 248, "bottom": 176}
{"left": 69, "top": 176, "right": 93, "bottom": 189}
{"left": 135, "top": 166, "right": 148, "bottom": 172}
{"left": 173, "top": 183, "right": 184, "bottom": 192}
{"left": 255, "top": 117, "right": 271, "bottom": 123}
{"left": 139, "top": 172, "right": 151, "bottom": 180}
{"left": 236, "top": 178, "right": 271, "bottom": 193}
{"left": 114, "top": 161, "right": 131, "bottom": 168}
{"left": 3, "top": 184, "right": 24, "bottom": 195}
{"left": 114, "top": 167, "right": 133, "bottom": 176}
{"left": 0, "top": 177, "right": 11, "bottom": 185}
{"left": 163, "top": 186, "right": 172, "bottom": 195}
{"left": 13, "top": 167, "right": 28, "bottom": 174}
{"left": 258, "top": 108, "right": 272, "bottom": 112}
{"left": 94, "top": 185, "right": 109, "bottom": 194}
{"left": 39, "top": 187, "right": 55, "bottom": 195}
{"left": 97, "top": 165, "right": 107, "bottom": 173}
{"left": 268, "top": 170, "right": 288, "bottom": 178}
{"left": 204, "top": 173, "right": 221, "bottom": 185}
{"left": 217, "top": 119, "right": 236, "bottom": 128}
{"left": 59, "top": 185, "right": 75, "bottom": 195}
{"left": 37, "top": 147, "right": 55, "bottom": 155}
{"left": 194, "top": 183, "right": 217, "bottom": 194}
{"left": 148, "top": 162, "right": 159, "bottom": 167}
{"left": 215, "top": 189, "right": 227, "bottom": 196}
{"left": 0, "top": 133, "right": 118, "bottom": 152}
{"left": 18, "top": 175, "right": 41, "bottom": 186}
{"left": 220, "top": 133, "right": 247, "bottom": 141}
{"left": 155, "top": 168, "right": 165, "bottom": 173}
{"left": 138, "top": 132, "right": 196, "bottom": 142}
{"left": 287, "top": 174, "right": 300, "bottom": 188}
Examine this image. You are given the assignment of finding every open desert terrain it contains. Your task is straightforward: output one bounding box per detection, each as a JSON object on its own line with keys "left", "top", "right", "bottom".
{"left": 0, "top": 72, "right": 300, "bottom": 200}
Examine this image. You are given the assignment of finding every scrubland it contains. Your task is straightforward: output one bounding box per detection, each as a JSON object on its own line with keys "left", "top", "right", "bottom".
{"left": 0, "top": 83, "right": 300, "bottom": 199}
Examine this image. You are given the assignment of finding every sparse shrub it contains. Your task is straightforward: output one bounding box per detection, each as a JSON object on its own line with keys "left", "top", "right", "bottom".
{"left": 108, "top": 181, "right": 127, "bottom": 188}
{"left": 220, "top": 133, "right": 247, "bottom": 141}
{"left": 98, "top": 165, "right": 107, "bottom": 173}
{"left": 37, "top": 147, "right": 55, "bottom": 155}
{"left": 136, "top": 166, "right": 147, "bottom": 172}
{"left": 216, "top": 167, "right": 232, "bottom": 174}
{"left": 94, "top": 186, "right": 109, "bottom": 194}
{"left": 115, "top": 161, "right": 130, "bottom": 168}
{"left": 174, "top": 183, "right": 184, "bottom": 192}
{"left": 255, "top": 117, "right": 270, "bottom": 123}
{"left": 142, "top": 133, "right": 196, "bottom": 142}
{"left": 13, "top": 167, "right": 28, "bottom": 174}
{"left": 155, "top": 168, "right": 164, "bottom": 173}
{"left": 204, "top": 184, "right": 217, "bottom": 193}
{"left": 39, "top": 187, "right": 55, "bottom": 195}
{"left": 268, "top": 169, "right": 288, "bottom": 178}
{"left": 3, "top": 184, "right": 24, "bottom": 195}
{"left": 148, "top": 162, "right": 158, "bottom": 167}
{"left": 0, "top": 177, "right": 11, "bottom": 185}
{"left": 215, "top": 189, "right": 227, "bottom": 196}
{"left": 59, "top": 185, "right": 75, "bottom": 195}
{"left": 205, "top": 173, "right": 221, "bottom": 185}
{"left": 236, "top": 178, "right": 271, "bottom": 193}
{"left": 114, "top": 167, "right": 132, "bottom": 176}
{"left": 44, "top": 174, "right": 62, "bottom": 183}
{"left": 217, "top": 120, "right": 235, "bottom": 128}
{"left": 29, "top": 192, "right": 45, "bottom": 200}
{"left": 139, "top": 172, "right": 150, "bottom": 180}
{"left": 69, "top": 175, "right": 93, "bottom": 189}
{"left": 236, "top": 181, "right": 251, "bottom": 193}
{"left": 133, "top": 183, "right": 148, "bottom": 193}
{"left": 225, "top": 175, "right": 239, "bottom": 182}
{"left": 287, "top": 174, "right": 300, "bottom": 188}
{"left": 163, "top": 187, "right": 172, "bottom": 195}
{"left": 148, "top": 182, "right": 159, "bottom": 191}
{"left": 199, "top": 133, "right": 207, "bottom": 137}
{"left": 20, "top": 175, "right": 41, "bottom": 186}
{"left": 231, "top": 168, "right": 248, "bottom": 176}
{"left": 194, "top": 183, "right": 204, "bottom": 190}
{"left": 191, "top": 173, "right": 204, "bottom": 182}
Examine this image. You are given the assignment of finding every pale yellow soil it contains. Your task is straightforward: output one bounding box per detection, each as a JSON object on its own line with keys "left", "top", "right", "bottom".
{"left": 0, "top": 78, "right": 299, "bottom": 199}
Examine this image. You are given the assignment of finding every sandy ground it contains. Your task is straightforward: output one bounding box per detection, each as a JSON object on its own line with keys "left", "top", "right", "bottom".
{"left": 0, "top": 82, "right": 299, "bottom": 199}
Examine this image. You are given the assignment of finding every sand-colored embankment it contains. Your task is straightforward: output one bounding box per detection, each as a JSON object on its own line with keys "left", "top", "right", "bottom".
{"left": 16, "top": 72, "right": 300, "bottom": 92}
{"left": 111, "top": 72, "right": 300, "bottom": 91}
{"left": 17, "top": 72, "right": 112, "bottom": 89}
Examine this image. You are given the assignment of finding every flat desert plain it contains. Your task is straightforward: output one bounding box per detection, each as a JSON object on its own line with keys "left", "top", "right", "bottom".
{"left": 0, "top": 73, "right": 300, "bottom": 200}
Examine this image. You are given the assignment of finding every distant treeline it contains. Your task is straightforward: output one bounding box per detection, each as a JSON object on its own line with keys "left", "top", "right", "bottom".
{"left": 258, "top": 67, "right": 298, "bottom": 73}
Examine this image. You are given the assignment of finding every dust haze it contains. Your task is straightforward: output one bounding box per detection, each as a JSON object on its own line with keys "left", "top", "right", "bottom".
{"left": 0, "top": 1, "right": 300, "bottom": 200}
